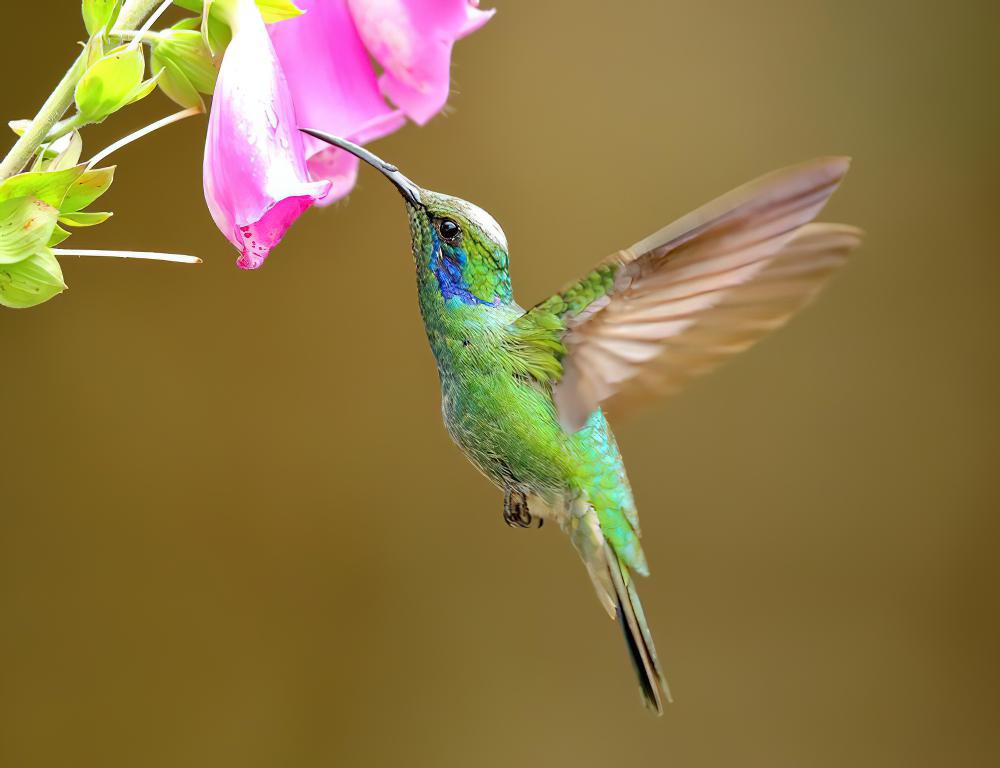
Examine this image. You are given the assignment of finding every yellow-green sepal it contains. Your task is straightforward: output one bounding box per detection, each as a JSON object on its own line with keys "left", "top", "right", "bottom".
{"left": 0, "top": 166, "right": 86, "bottom": 208}
{"left": 0, "top": 164, "right": 117, "bottom": 261}
{"left": 62, "top": 166, "right": 116, "bottom": 213}
{"left": 174, "top": 0, "right": 303, "bottom": 23}
{"left": 252, "top": 0, "right": 304, "bottom": 21}
{"left": 59, "top": 211, "right": 113, "bottom": 227}
{"left": 0, "top": 196, "right": 60, "bottom": 265}
{"left": 48, "top": 224, "right": 72, "bottom": 247}
{"left": 190, "top": 0, "right": 304, "bottom": 55}
{"left": 46, "top": 132, "right": 84, "bottom": 171}
{"left": 152, "top": 58, "right": 202, "bottom": 109}
{"left": 126, "top": 70, "right": 162, "bottom": 106}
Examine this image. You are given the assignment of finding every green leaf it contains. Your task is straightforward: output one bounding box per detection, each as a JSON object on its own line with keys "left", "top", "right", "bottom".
{"left": 0, "top": 248, "right": 66, "bottom": 309}
{"left": 48, "top": 224, "right": 72, "bottom": 247}
{"left": 74, "top": 45, "right": 146, "bottom": 123}
{"left": 82, "top": 0, "right": 121, "bottom": 36}
{"left": 59, "top": 211, "right": 113, "bottom": 227}
{"left": 0, "top": 166, "right": 86, "bottom": 208}
{"left": 62, "top": 166, "right": 115, "bottom": 213}
{"left": 0, "top": 196, "right": 60, "bottom": 265}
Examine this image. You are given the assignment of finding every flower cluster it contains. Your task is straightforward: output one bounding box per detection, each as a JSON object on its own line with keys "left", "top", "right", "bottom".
{"left": 205, "top": 0, "right": 494, "bottom": 269}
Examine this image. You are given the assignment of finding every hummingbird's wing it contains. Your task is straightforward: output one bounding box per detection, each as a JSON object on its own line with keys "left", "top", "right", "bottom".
{"left": 510, "top": 157, "right": 861, "bottom": 431}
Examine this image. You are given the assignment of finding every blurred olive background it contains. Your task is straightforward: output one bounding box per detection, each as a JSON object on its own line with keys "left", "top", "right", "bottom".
{"left": 2, "top": 1, "right": 998, "bottom": 766}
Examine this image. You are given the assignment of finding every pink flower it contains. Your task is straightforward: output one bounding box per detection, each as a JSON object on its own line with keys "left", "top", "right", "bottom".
{"left": 203, "top": 0, "right": 330, "bottom": 270}
{"left": 270, "top": 0, "right": 406, "bottom": 206}
{"left": 348, "top": 0, "right": 495, "bottom": 124}
{"left": 205, "top": 0, "right": 494, "bottom": 266}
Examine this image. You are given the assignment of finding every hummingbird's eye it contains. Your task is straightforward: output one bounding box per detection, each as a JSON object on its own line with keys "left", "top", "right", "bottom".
{"left": 438, "top": 218, "right": 461, "bottom": 243}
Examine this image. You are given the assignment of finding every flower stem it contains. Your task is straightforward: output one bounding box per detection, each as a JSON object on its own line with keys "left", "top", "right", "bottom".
{"left": 43, "top": 113, "right": 89, "bottom": 144}
{"left": 111, "top": 30, "right": 162, "bottom": 44}
{"left": 0, "top": 55, "right": 87, "bottom": 179}
{"left": 0, "top": 0, "right": 168, "bottom": 180}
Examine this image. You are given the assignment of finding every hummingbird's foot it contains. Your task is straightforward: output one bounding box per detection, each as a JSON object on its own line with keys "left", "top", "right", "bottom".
{"left": 503, "top": 489, "right": 543, "bottom": 529}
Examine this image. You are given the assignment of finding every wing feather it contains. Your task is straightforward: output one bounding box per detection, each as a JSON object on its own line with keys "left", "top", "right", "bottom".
{"left": 602, "top": 223, "right": 862, "bottom": 421}
{"left": 511, "top": 157, "right": 861, "bottom": 431}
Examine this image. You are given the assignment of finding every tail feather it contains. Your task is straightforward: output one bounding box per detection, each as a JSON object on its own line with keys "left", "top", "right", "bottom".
{"left": 566, "top": 499, "right": 670, "bottom": 713}
{"left": 606, "top": 545, "right": 671, "bottom": 713}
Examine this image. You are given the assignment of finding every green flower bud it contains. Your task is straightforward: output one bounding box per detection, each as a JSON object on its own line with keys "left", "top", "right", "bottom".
{"left": 81, "top": 0, "right": 120, "bottom": 37}
{"left": 75, "top": 45, "right": 155, "bottom": 124}
{"left": 0, "top": 248, "right": 66, "bottom": 308}
{"left": 151, "top": 28, "right": 217, "bottom": 109}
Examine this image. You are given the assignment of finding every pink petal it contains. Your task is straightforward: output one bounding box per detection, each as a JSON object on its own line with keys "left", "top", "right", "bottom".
{"left": 203, "top": 0, "right": 330, "bottom": 269}
{"left": 347, "top": 0, "right": 495, "bottom": 125}
{"left": 459, "top": 3, "right": 495, "bottom": 37}
{"left": 307, "top": 150, "right": 360, "bottom": 204}
{"left": 270, "top": 0, "right": 406, "bottom": 205}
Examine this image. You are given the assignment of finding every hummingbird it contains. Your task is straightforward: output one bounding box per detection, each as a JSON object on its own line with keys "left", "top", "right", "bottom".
{"left": 303, "top": 129, "right": 860, "bottom": 714}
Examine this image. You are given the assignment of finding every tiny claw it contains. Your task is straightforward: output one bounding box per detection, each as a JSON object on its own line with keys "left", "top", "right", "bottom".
{"left": 503, "top": 489, "right": 534, "bottom": 529}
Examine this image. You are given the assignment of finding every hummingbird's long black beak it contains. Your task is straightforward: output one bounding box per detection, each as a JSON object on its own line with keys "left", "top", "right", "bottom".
{"left": 300, "top": 128, "right": 422, "bottom": 206}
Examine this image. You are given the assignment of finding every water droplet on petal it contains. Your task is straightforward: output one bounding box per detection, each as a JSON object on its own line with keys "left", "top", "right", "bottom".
{"left": 264, "top": 105, "right": 278, "bottom": 132}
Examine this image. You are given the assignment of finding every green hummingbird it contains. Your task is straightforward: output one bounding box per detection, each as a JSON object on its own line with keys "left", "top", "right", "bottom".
{"left": 303, "top": 129, "right": 860, "bottom": 714}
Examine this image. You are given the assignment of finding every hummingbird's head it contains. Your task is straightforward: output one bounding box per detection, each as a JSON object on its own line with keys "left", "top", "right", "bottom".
{"left": 302, "top": 130, "right": 512, "bottom": 307}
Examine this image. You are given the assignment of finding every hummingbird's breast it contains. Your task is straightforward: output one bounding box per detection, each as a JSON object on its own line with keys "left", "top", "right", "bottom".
{"left": 425, "top": 303, "right": 577, "bottom": 500}
{"left": 418, "top": 294, "right": 640, "bottom": 550}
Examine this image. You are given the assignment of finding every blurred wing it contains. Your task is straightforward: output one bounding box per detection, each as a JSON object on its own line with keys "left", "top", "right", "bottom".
{"left": 595, "top": 222, "right": 861, "bottom": 420}
{"left": 511, "top": 157, "right": 860, "bottom": 431}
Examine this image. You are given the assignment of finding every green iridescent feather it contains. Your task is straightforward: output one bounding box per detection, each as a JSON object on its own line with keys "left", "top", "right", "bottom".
{"left": 507, "top": 261, "right": 622, "bottom": 384}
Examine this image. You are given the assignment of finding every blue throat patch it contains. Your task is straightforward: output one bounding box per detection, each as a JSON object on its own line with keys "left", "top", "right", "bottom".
{"left": 430, "top": 232, "right": 497, "bottom": 306}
